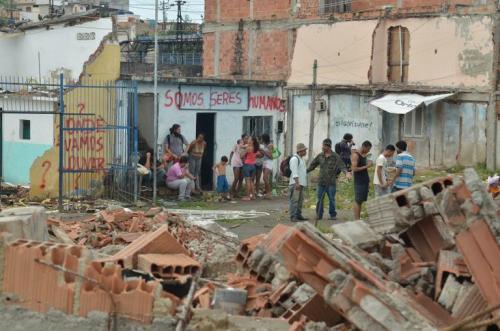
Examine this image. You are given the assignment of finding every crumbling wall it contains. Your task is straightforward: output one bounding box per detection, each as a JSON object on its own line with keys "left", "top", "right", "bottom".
{"left": 203, "top": 0, "right": 495, "bottom": 82}
{"left": 371, "top": 16, "right": 494, "bottom": 88}
{"left": 29, "top": 42, "right": 121, "bottom": 199}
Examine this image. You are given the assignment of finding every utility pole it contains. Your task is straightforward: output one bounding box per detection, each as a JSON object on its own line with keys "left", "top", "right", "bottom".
{"left": 160, "top": 0, "right": 167, "bottom": 30}
{"left": 175, "top": 0, "right": 185, "bottom": 43}
{"left": 153, "top": 0, "right": 159, "bottom": 203}
{"left": 308, "top": 59, "right": 318, "bottom": 163}
{"left": 172, "top": 0, "right": 186, "bottom": 63}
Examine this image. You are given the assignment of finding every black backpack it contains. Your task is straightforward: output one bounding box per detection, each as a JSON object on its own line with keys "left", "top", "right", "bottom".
{"left": 334, "top": 142, "right": 341, "bottom": 155}
{"left": 280, "top": 155, "right": 297, "bottom": 177}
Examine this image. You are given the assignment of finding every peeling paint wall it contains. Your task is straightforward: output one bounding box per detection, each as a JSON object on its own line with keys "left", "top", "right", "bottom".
{"left": 371, "top": 16, "right": 494, "bottom": 88}
{"left": 291, "top": 90, "right": 487, "bottom": 168}
{"left": 29, "top": 43, "right": 121, "bottom": 199}
{"left": 382, "top": 101, "right": 487, "bottom": 168}
{"left": 289, "top": 16, "right": 494, "bottom": 88}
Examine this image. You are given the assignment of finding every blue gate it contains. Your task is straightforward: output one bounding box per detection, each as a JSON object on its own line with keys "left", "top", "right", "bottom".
{"left": 59, "top": 74, "right": 139, "bottom": 205}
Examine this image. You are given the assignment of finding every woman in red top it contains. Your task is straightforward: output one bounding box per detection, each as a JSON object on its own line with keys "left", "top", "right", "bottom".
{"left": 242, "top": 137, "right": 260, "bottom": 200}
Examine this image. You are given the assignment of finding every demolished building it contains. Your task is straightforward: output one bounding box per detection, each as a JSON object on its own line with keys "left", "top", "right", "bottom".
{"left": 0, "top": 168, "right": 498, "bottom": 330}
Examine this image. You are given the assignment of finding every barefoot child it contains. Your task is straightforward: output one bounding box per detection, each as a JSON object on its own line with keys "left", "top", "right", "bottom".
{"left": 214, "top": 156, "right": 231, "bottom": 200}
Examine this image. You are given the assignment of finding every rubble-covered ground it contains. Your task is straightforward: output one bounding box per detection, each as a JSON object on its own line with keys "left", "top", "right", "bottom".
{"left": 0, "top": 167, "right": 499, "bottom": 331}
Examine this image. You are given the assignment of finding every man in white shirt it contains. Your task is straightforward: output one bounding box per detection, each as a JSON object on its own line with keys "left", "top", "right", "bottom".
{"left": 373, "top": 144, "right": 396, "bottom": 197}
{"left": 289, "top": 143, "right": 308, "bottom": 222}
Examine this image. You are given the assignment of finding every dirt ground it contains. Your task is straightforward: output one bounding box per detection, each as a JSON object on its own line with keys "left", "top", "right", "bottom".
{"left": 204, "top": 195, "right": 352, "bottom": 240}
{"left": 180, "top": 165, "right": 492, "bottom": 240}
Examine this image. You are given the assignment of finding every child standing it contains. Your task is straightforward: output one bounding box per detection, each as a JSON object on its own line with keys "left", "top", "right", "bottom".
{"left": 214, "top": 156, "right": 231, "bottom": 200}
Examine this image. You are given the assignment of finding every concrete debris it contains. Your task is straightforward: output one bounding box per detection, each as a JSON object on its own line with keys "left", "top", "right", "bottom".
{"left": 0, "top": 168, "right": 498, "bottom": 331}
{"left": 331, "top": 220, "right": 383, "bottom": 249}
{"left": 0, "top": 207, "right": 48, "bottom": 242}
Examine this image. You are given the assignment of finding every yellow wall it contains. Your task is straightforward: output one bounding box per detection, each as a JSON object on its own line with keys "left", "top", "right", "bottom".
{"left": 30, "top": 43, "right": 121, "bottom": 199}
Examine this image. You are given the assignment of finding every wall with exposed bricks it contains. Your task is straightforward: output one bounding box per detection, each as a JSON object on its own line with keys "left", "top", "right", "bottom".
{"left": 203, "top": 28, "right": 291, "bottom": 81}
{"left": 203, "top": 0, "right": 495, "bottom": 83}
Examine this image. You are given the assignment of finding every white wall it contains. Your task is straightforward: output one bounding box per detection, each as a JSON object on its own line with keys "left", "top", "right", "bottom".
{"left": 291, "top": 94, "right": 329, "bottom": 161}
{"left": 290, "top": 91, "right": 383, "bottom": 162}
{"left": 137, "top": 83, "right": 286, "bottom": 182}
{"left": 0, "top": 96, "right": 55, "bottom": 184}
{"left": 329, "top": 94, "right": 382, "bottom": 155}
{"left": 0, "top": 18, "right": 112, "bottom": 81}
{"left": 0, "top": 97, "right": 55, "bottom": 145}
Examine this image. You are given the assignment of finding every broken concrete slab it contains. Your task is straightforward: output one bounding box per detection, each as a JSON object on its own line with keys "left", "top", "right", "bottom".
{"left": 434, "top": 250, "right": 470, "bottom": 300}
{"left": 0, "top": 207, "right": 48, "bottom": 242}
{"left": 212, "top": 288, "right": 247, "bottom": 315}
{"left": 331, "top": 220, "right": 382, "bottom": 249}
{"left": 437, "top": 275, "right": 462, "bottom": 310}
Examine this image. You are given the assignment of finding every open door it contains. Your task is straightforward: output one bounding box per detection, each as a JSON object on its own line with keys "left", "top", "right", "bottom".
{"left": 196, "top": 113, "right": 216, "bottom": 190}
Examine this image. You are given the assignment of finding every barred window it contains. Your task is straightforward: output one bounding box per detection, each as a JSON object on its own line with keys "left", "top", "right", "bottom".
{"left": 323, "top": 0, "right": 352, "bottom": 14}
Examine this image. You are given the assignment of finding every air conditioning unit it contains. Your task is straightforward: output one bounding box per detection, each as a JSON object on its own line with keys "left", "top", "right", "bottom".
{"left": 315, "top": 99, "right": 327, "bottom": 112}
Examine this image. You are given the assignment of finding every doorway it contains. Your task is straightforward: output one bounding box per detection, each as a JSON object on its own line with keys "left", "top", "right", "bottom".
{"left": 137, "top": 94, "right": 155, "bottom": 151}
{"left": 196, "top": 113, "right": 216, "bottom": 190}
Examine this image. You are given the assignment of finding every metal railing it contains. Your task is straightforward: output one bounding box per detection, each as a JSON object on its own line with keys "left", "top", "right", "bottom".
{"left": 0, "top": 74, "right": 139, "bottom": 208}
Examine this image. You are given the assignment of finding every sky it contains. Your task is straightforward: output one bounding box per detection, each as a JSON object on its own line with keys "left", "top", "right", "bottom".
{"left": 128, "top": 0, "right": 205, "bottom": 23}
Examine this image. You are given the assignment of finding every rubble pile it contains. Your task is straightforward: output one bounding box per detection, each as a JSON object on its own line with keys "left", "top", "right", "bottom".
{"left": 0, "top": 183, "right": 29, "bottom": 207}
{"left": 193, "top": 169, "right": 500, "bottom": 331}
{"left": 47, "top": 207, "right": 238, "bottom": 263}
{"left": 0, "top": 168, "right": 498, "bottom": 331}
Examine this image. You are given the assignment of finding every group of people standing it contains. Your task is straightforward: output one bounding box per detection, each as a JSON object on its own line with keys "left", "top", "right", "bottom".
{"left": 139, "top": 123, "right": 277, "bottom": 201}
{"left": 228, "top": 133, "right": 275, "bottom": 200}
{"left": 288, "top": 134, "right": 416, "bottom": 222}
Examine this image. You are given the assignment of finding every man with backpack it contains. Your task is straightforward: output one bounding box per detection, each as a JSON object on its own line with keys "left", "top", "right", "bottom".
{"left": 282, "top": 143, "right": 308, "bottom": 222}
{"left": 308, "top": 138, "right": 351, "bottom": 221}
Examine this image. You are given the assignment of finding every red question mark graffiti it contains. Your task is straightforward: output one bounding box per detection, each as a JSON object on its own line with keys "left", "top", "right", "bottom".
{"left": 74, "top": 173, "right": 82, "bottom": 190}
{"left": 39, "top": 161, "right": 51, "bottom": 189}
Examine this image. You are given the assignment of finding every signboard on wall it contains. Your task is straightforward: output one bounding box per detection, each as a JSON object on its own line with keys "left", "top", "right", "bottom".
{"left": 168, "top": 85, "right": 249, "bottom": 111}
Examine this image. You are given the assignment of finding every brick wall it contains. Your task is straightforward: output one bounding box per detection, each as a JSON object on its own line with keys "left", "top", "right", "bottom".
{"left": 251, "top": 29, "right": 290, "bottom": 80}
{"left": 352, "top": 0, "right": 486, "bottom": 11}
{"left": 205, "top": 0, "right": 217, "bottom": 22}
{"left": 203, "top": 29, "right": 290, "bottom": 81}
{"left": 202, "top": 0, "right": 494, "bottom": 81}
{"left": 207, "top": 0, "right": 493, "bottom": 23}
{"left": 253, "top": 0, "right": 291, "bottom": 20}
{"left": 203, "top": 33, "right": 215, "bottom": 76}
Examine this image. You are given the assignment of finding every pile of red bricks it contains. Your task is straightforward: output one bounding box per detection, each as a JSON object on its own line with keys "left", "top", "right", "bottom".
{"left": 193, "top": 168, "right": 500, "bottom": 331}
{"left": 47, "top": 207, "right": 172, "bottom": 248}
{"left": 1, "top": 221, "right": 203, "bottom": 324}
{"left": 1, "top": 168, "right": 499, "bottom": 330}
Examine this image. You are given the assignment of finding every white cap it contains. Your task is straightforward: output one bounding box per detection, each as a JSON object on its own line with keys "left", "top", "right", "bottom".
{"left": 488, "top": 175, "right": 499, "bottom": 185}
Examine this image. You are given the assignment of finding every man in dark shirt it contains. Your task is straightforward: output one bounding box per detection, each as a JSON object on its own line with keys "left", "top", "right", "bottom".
{"left": 308, "top": 138, "right": 351, "bottom": 221}
{"left": 352, "top": 140, "right": 373, "bottom": 220}
{"left": 335, "top": 133, "right": 354, "bottom": 171}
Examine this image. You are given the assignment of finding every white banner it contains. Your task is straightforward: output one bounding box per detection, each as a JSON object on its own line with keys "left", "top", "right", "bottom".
{"left": 370, "top": 93, "right": 454, "bottom": 114}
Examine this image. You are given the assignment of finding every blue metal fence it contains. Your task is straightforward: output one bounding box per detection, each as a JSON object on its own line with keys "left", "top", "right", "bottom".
{"left": 0, "top": 75, "right": 139, "bottom": 208}
{"left": 59, "top": 74, "right": 139, "bottom": 206}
